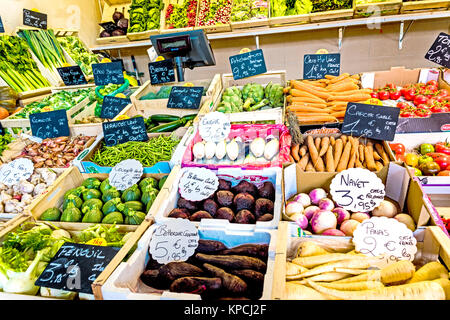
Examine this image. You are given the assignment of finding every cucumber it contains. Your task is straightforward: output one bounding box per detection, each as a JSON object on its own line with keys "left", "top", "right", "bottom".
{"left": 150, "top": 114, "right": 180, "bottom": 123}
{"left": 148, "top": 119, "right": 186, "bottom": 133}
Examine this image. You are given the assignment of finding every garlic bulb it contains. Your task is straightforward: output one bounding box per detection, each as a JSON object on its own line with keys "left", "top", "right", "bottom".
{"left": 21, "top": 193, "right": 33, "bottom": 205}
{"left": 204, "top": 141, "right": 216, "bottom": 160}
{"left": 1, "top": 191, "right": 12, "bottom": 202}
{"left": 264, "top": 138, "right": 279, "bottom": 160}
{"left": 19, "top": 181, "right": 34, "bottom": 194}
{"left": 193, "top": 142, "right": 205, "bottom": 160}
{"left": 39, "top": 169, "right": 57, "bottom": 186}
{"left": 33, "top": 183, "right": 47, "bottom": 196}
{"left": 215, "top": 140, "right": 227, "bottom": 160}
{"left": 250, "top": 137, "right": 266, "bottom": 158}
{"left": 4, "top": 199, "right": 20, "bottom": 213}
{"left": 226, "top": 139, "right": 239, "bottom": 161}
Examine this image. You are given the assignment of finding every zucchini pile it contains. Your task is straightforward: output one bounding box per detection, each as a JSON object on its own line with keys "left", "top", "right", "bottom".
{"left": 39, "top": 176, "right": 168, "bottom": 225}
{"left": 145, "top": 113, "right": 197, "bottom": 133}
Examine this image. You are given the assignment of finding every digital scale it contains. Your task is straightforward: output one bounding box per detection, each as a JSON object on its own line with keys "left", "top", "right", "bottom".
{"left": 150, "top": 30, "right": 216, "bottom": 82}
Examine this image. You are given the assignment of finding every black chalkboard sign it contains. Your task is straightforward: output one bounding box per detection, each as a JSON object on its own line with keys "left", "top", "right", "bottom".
{"left": 23, "top": 9, "right": 47, "bottom": 30}
{"left": 35, "top": 243, "right": 120, "bottom": 294}
{"left": 149, "top": 59, "right": 175, "bottom": 85}
{"left": 341, "top": 103, "right": 400, "bottom": 141}
{"left": 167, "top": 86, "right": 203, "bottom": 109}
{"left": 92, "top": 61, "right": 124, "bottom": 86}
{"left": 57, "top": 65, "right": 88, "bottom": 86}
{"left": 425, "top": 32, "right": 450, "bottom": 68}
{"left": 102, "top": 117, "right": 148, "bottom": 147}
{"left": 0, "top": 16, "right": 4, "bottom": 33}
{"left": 0, "top": 122, "right": 4, "bottom": 135}
{"left": 229, "top": 49, "right": 267, "bottom": 80}
{"left": 30, "top": 109, "right": 70, "bottom": 139}
{"left": 101, "top": 96, "right": 131, "bottom": 119}
{"left": 303, "top": 53, "right": 340, "bottom": 80}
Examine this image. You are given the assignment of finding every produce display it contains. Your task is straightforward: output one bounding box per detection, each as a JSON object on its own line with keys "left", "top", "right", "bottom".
{"left": 390, "top": 141, "right": 450, "bottom": 176}
{"left": 285, "top": 188, "right": 416, "bottom": 236}
{"left": 13, "top": 135, "right": 93, "bottom": 168}
{"left": 167, "top": 178, "right": 276, "bottom": 224}
{"left": 311, "top": 0, "right": 352, "bottom": 12}
{"left": 99, "top": 7, "right": 128, "bottom": 38}
{"left": 0, "top": 132, "right": 13, "bottom": 157}
{"left": 284, "top": 240, "right": 449, "bottom": 300}
{"left": 40, "top": 176, "right": 163, "bottom": 224}
{"left": 140, "top": 240, "right": 269, "bottom": 299}
{"left": 56, "top": 36, "right": 100, "bottom": 77}
{"left": 0, "top": 35, "right": 51, "bottom": 93}
{"left": 0, "top": 221, "right": 131, "bottom": 297}
{"left": 285, "top": 74, "right": 368, "bottom": 124}
{"left": 197, "top": 0, "right": 232, "bottom": 27}
{"left": 270, "top": 0, "right": 313, "bottom": 17}
{"left": 145, "top": 114, "right": 197, "bottom": 133}
{"left": 217, "top": 82, "right": 284, "bottom": 113}
{"left": 0, "top": 86, "right": 18, "bottom": 117}
{"left": 165, "top": 0, "right": 197, "bottom": 29}
{"left": 128, "top": 0, "right": 164, "bottom": 33}
{"left": 91, "top": 134, "right": 181, "bottom": 168}
{"left": 0, "top": 168, "right": 60, "bottom": 215}
{"left": 139, "top": 85, "right": 207, "bottom": 100}
{"left": 231, "top": 0, "right": 268, "bottom": 22}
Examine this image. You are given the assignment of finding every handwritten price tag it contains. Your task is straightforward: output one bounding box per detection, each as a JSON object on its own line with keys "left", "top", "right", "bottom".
{"left": 149, "top": 219, "right": 199, "bottom": 264}
{"left": 330, "top": 168, "right": 385, "bottom": 212}
{"left": 109, "top": 159, "right": 143, "bottom": 191}
{"left": 425, "top": 32, "right": 450, "bottom": 68}
{"left": 199, "top": 112, "right": 231, "bottom": 142}
{"left": 353, "top": 217, "right": 417, "bottom": 262}
{"left": 179, "top": 167, "right": 219, "bottom": 202}
{"left": 0, "top": 158, "right": 34, "bottom": 186}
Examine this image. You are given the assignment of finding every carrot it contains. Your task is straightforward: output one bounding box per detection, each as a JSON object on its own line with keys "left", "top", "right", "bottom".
{"left": 319, "top": 137, "right": 330, "bottom": 157}
{"left": 328, "top": 93, "right": 372, "bottom": 102}
{"left": 297, "top": 115, "right": 337, "bottom": 123}
{"left": 364, "top": 142, "right": 377, "bottom": 171}
{"left": 298, "top": 154, "right": 310, "bottom": 170}
{"left": 409, "top": 262, "right": 448, "bottom": 283}
{"left": 307, "top": 280, "right": 445, "bottom": 300}
{"left": 373, "top": 150, "right": 381, "bottom": 160}
{"left": 325, "top": 145, "right": 335, "bottom": 172}
{"left": 381, "top": 260, "right": 415, "bottom": 285}
{"left": 299, "top": 145, "right": 308, "bottom": 157}
{"left": 318, "top": 281, "right": 384, "bottom": 291}
{"left": 289, "top": 95, "right": 326, "bottom": 104}
{"left": 325, "top": 75, "right": 337, "bottom": 80}
{"left": 283, "top": 87, "right": 291, "bottom": 94}
{"left": 336, "top": 141, "right": 352, "bottom": 172}
{"left": 294, "top": 113, "right": 333, "bottom": 117}
{"left": 292, "top": 253, "right": 365, "bottom": 269}
{"left": 375, "top": 143, "right": 390, "bottom": 166}
{"left": 331, "top": 111, "right": 346, "bottom": 118}
{"left": 331, "top": 89, "right": 372, "bottom": 96}
{"left": 289, "top": 102, "right": 328, "bottom": 108}
{"left": 299, "top": 80, "right": 328, "bottom": 92}
{"left": 307, "top": 135, "right": 325, "bottom": 172}
{"left": 340, "top": 135, "right": 348, "bottom": 145}
{"left": 333, "top": 138, "right": 343, "bottom": 170}
{"left": 314, "top": 137, "right": 321, "bottom": 150}
{"left": 291, "top": 144, "right": 300, "bottom": 162}
{"left": 327, "top": 82, "right": 359, "bottom": 92}
{"left": 327, "top": 101, "right": 349, "bottom": 106}
{"left": 305, "top": 160, "right": 315, "bottom": 172}
{"left": 329, "top": 106, "right": 347, "bottom": 112}
{"left": 350, "top": 74, "right": 360, "bottom": 80}
{"left": 289, "top": 154, "right": 295, "bottom": 162}
{"left": 358, "top": 144, "right": 365, "bottom": 163}
{"left": 289, "top": 106, "right": 331, "bottom": 113}
{"left": 328, "top": 73, "right": 350, "bottom": 84}
{"left": 303, "top": 80, "right": 326, "bottom": 88}
{"left": 288, "top": 89, "right": 327, "bottom": 101}
{"left": 291, "top": 81, "right": 331, "bottom": 100}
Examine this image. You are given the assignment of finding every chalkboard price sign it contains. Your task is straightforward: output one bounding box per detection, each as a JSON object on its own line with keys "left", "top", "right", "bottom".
{"left": 167, "top": 86, "right": 203, "bottom": 109}
{"left": 35, "top": 243, "right": 120, "bottom": 294}
{"left": 57, "top": 65, "right": 88, "bottom": 86}
{"left": 303, "top": 53, "right": 340, "bottom": 80}
{"left": 229, "top": 49, "right": 267, "bottom": 80}
{"left": 92, "top": 61, "right": 124, "bottom": 86}
{"left": 0, "top": 16, "right": 4, "bottom": 33}
{"left": 341, "top": 102, "right": 400, "bottom": 141}
{"left": 102, "top": 117, "right": 148, "bottom": 147}
{"left": 30, "top": 109, "right": 70, "bottom": 140}
{"left": 425, "top": 32, "right": 450, "bottom": 68}
{"left": 149, "top": 59, "right": 175, "bottom": 85}
{"left": 23, "top": 9, "right": 47, "bottom": 29}
{"left": 100, "top": 96, "right": 131, "bottom": 119}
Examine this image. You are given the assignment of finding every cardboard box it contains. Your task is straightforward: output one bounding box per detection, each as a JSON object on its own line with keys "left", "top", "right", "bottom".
{"left": 99, "top": 223, "right": 277, "bottom": 300}
{"left": 271, "top": 222, "right": 450, "bottom": 299}
{"left": 282, "top": 162, "right": 434, "bottom": 237}
{"left": 360, "top": 66, "right": 439, "bottom": 89}
{"left": 153, "top": 166, "right": 283, "bottom": 230}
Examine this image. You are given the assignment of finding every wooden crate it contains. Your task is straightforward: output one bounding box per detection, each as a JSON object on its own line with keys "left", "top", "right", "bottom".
{"left": 268, "top": 14, "right": 310, "bottom": 27}
{"left": 310, "top": 8, "right": 355, "bottom": 22}
{"left": 271, "top": 222, "right": 450, "bottom": 299}
{"left": 230, "top": 18, "right": 269, "bottom": 31}
{"left": 354, "top": 0, "right": 402, "bottom": 17}
{"left": 96, "top": 2, "right": 131, "bottom": 45}
{"left": 400, "top": 0, "right": 450, "bottom": 13}
{"left": 194, "top": 23, "right": 232, "bottom": 33}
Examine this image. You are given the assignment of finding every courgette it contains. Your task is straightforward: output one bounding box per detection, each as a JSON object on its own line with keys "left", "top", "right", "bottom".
{"left": 150, "top": 114, "right": 180, "bottom": 123}
{"left": 148, "top": 118, "right": 186, "bottom": 133}
{"left": 181, "top": 114, "right": 197, "bottom": 121}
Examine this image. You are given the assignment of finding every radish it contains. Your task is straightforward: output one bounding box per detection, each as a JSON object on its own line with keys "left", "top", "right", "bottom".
{"left": 310, "top": 210, "right": 337, "bottom": 234}
{"left": 309, "top": 188, "right": 327, "bottom": 205}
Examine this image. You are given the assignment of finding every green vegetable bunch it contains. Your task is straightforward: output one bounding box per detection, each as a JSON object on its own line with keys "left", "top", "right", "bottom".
{"left": 0, "top": 133, "right": 13, "bottom": 156}
{"left": 231, "top": 0, "right": 268, "bottom": 22}
{"left": 57, "top": 36, "right": 100, "bottom": 76}
{"left": 0, "top": 35, "right": 50, "bottom": 93}
{"left": 270, "top": 0, "right": 312, "bottom": 16}
{"left": 165, "top": 0, "right": 197, "bottom": 29}
{"left": 312, "top": 0, "right": 352, "bottom": 12}
{"left": 128, "top": 0, "right": 164, "bottom": 33}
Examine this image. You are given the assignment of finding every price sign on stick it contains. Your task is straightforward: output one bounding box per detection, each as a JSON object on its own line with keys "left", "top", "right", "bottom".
{"left": 92, "top": 61, "right": 124, "bottom": 86}
{"left": 425, "top": 32, "right": 450, "bottom": 68}
{"left": 229, "top": 49, "right": 267, "bottom": 80}
{"left": 303, "top": 53, "right": 340, "bottom": 80}
{"left": 0, "top": 16, "right": 4, "bottom": 33}
{"left": 149, "top": 59, "right": 175, "bottom": 85}
{"left": 57, "top": 65, "right": 88, "bottom": 86}
{"left": 0, "top": 158, "right": 34, "bottom": 186}
{"left": 167, "top": 86, "right": 203, "bottom": 109}
{"left": 149, "top": 219, "right": 199, "bottom": 264}
{"left": 330, "top": 168, "right": 385, "bottom": 213}
{"left": 100, "top": 96, "right": 131, "bottom": 119}
{"left": 199, "top": 112, "right": 231, "bottom": 142}
{"left": 109, "top": 159, "right": 143, "bottom": 191}
{"left": 23, "top": 9, "right": 47, "bottom": 29}
{"left": 179, "top": 167, "right": 218, "bottom": 202}
{"left": 30, "top": 109, "right": 70, "bottom": 140}
{"left": 353, "top": 217, "right": 417, "bottom": 262}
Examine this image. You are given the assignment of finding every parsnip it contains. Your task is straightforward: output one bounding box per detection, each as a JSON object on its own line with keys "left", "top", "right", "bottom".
{"left": 296, "top": 241, "right": 331, "bottom": 258}
{"left": 292, "top": 259, "right": 371, "bottom": 279}
{"left": 333, "top": 268, "right": 372, "bottom": 275}
{"left": 290, "top": 272, "right": 351, "bottom": 283}
{"left": 409, "top": 261, "right": 448, "bottom": 283}
{"left": 286, "top": 262, "right": 308, "bottom": 277}
{"left": 285, "top": 282, "right": 333, "bottom": 300}
{"left": 381, "top": 260, "right": 415, "bottom": 285}
{"left": 333, "top": 270, "right": 381, "bottom": 283}
{"left": 307, "top": 280, "right": 445, "bottom": 300}
{"left": 433, "top": 278, "right": 450, "bottom": 300}
{"left": 317, "top": 281, "right": 384, "bottom": 291}
{"left": 292, "top": 253, "right": 365, "bottom": 269}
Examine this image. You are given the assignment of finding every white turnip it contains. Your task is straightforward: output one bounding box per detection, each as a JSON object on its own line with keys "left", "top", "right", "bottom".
{"left": 293, "top": 193, "right": 311, "bottom": 207}
{"left": 340, "top": 219, "right": 360, "bottom": 236}
{"left": 290, "top": 213, "right": 309, "bottom": 229}
{"left": 309, "top": 188, "right": 327, "bottom": 205}
{"left": 304, "top": 205, "right": 320, "bottom": 220}
{"left": 351, "top": 212, "right": 371, "bottom": 223}
{"left": 310, "top": 210, "right": 337, "bottom": 234}
{"left": 318, "top": 198, "right": 335, "bottom": 211}
{"left": 372, "top": 199, "right": 398, "bottom": 218}
{"left": 394, "top": 213, "right": 416, "bottom": 231}
{"left": 332, "top": 207, "right": 350, "bottom": 225}
{"left": 285, "top": 201, "right": 304, "bottom": 217}
{"left": 321, "top": 229, "right": 346, "bottom": 236}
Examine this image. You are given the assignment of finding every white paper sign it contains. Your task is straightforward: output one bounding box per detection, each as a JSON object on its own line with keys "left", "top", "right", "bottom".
{"left": 179, "top": 167, "right": 219, "bottom": 201}
{"left": 0, "top": 158, "right": 34, "bottom": 186}
{"left": 109, "top": 159, "right": 143, "bottom": 191}
{"left": 353, "top": 216, "right": 417, "bottom": 262}
{"left": 149, "top": 219, "right": 199, "bottom": 264}
{"left": 330, "top": 168, "right": 385, "bottom": 213}
{"left": 199, "top": 112, "right": 231, "bottom": 142}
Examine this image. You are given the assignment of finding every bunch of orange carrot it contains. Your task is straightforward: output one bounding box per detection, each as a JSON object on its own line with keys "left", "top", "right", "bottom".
{"left": 284, "top": 73, "right": 372, "bottom": 124}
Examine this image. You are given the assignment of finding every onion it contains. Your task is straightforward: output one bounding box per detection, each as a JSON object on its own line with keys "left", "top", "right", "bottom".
{"left": 290, "top": 213, "right": 308, "bottom": 229}
{"left": 309, "top": 188, "right": 327, "bottom": 205}
{"left": 340, "top": 219, "right": 360, "bottom": 236}
{"left": 394, "top": 213, "right": 416, "bottom": 231}
{"left": 293, "top": 193, "right": 311, "bottom": 207}
{"left": 372, "top": 199, "right": 398, "bottom": 218}
{"left": 351, "top": 212, "right": 371, "bottom": 223}
{"left": 303, "top": 205, "right": 320, "bottom": 220}
{"left": 332, "top": 207, "right": 350, "bottom": 225}
{"left": 285, "top": 201, "right": 304, "bottom": 217}
{"left": 318, "top": 198, "right": 335, "bottom": 211}
{"left": 310, "top": 210, "right": 337, "bottom": 234}
{"left": 322, "top": 229, "right": 346, "bottom": 236}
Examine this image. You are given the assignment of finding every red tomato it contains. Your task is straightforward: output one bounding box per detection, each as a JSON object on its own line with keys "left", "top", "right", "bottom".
{"left": 427, "top": 80, "right": 438, "bottom": 87}
{"left": 386, "top": 83, "right": 397, "bottom": 90}
{"left": 436, "top": 141, "right": 450, "bottom": 155}
{"left": 414, "top": 95, "right": 428, "bottom": 106}
{"left": 396, "top": 102, "right": 410, "bottom": 110}
{"left": 431, "top": 153, "right": 450, "bottom": 171}
{"left": 416, "top": 104, "right": 428, "bottom": 110}
{"left": 370, "top": 92, "right": 379, "bottom": 99}
{"left": 389, "top": 143, "right": 406, "bottom": 155}
{"left": 414, "top": 108, "right": 431, "bottom": 117}
{"left": 389, "top": 91, "right": 401, "bottom": 100}
{"left": 400, "top": 110, "right": 415, "bottom": 118}
{"left": 403, "top": 88, "right": 416, "bottom": 101}
{"left": 438, "top": 89, "right": 449, "bottom": 98}
{"left": 378, "top": 90, "right": 390, "bottom": 100}
{"left": 431, "top": 105, "right": 449, "bottom": 113}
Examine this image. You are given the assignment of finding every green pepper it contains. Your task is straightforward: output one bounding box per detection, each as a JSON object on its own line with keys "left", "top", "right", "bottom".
{"left": 418, "top": 155, "right": 433, "bottom": 166}
{"left": 419, "top": 161, "right": 440, "bottom": 176}
{"left": 419, "top": 143, "right": 435, "bottom": 155}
